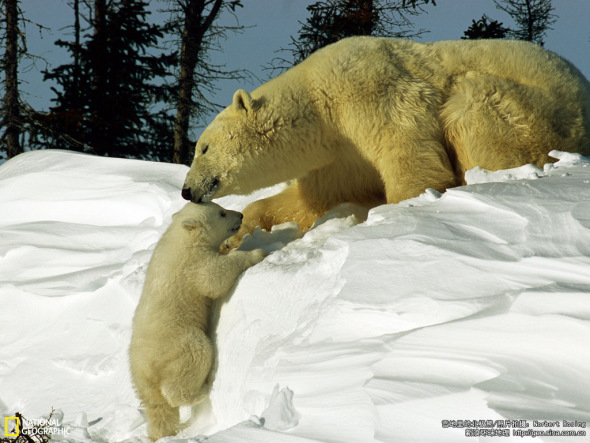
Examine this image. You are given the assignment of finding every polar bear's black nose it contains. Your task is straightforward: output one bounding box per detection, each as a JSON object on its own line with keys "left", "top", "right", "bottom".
{"left": 181, "top": 187, "right": 192, "bottom": 201}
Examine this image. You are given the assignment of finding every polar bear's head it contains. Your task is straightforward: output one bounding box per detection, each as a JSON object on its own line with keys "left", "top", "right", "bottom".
{"left": 181, "top": 90, "right": 276, "bottom": 204}
{"left": 173, "top": 202, "right": 243, "bottom": 247}
{"left": 181, "top": 88, "right": 328, "bottom": 204}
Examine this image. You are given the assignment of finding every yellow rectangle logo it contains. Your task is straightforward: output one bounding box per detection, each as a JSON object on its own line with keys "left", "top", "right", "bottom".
{"left": 4, "top": 417, "right": 19, "bottom": 437}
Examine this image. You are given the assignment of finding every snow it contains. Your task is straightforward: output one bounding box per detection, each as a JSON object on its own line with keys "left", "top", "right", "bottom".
{"left": 1, "top": 149, "right": 590, "bottom": 442}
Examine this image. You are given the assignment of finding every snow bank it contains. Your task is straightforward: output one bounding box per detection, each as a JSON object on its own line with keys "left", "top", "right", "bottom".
{"left": 1, "top": 150, "right": 589, "bottom": 442}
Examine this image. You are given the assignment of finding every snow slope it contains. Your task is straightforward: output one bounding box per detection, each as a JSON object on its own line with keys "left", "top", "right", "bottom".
{"left": 1, "top": 150, "right": 589, "bottom": 442}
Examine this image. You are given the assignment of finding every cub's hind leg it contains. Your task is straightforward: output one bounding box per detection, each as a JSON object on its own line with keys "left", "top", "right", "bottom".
{"left": 144, "top": 397, "right": 180, "bottom": 441}
{"left": 160, "top": 330, "right": 214, "bottom": 408}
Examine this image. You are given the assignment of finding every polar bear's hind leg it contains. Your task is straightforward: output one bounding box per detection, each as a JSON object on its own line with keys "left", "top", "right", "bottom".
{"left": 441, "top": 76, "right": 587, "bottom": 180}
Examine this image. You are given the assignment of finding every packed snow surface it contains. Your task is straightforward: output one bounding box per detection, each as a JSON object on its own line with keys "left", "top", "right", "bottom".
{"left": 1, "top": 150, "right": 590, "bottom": 442}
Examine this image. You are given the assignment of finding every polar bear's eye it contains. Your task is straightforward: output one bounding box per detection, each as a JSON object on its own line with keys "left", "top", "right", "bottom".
{"left": 219, "top": 211, "right": 226, "bottom": 218}
{"left": 201, "top": 145, "right": 209, "bottom": 155}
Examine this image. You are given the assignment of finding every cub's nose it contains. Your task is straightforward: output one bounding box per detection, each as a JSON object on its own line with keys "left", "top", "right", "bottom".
{"left": 181, "top": 187, "right": 192, "bottom": 201}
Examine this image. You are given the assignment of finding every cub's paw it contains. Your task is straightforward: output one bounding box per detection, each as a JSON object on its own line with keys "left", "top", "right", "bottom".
{"left": 222, "top": 229, "right": 248, "bottom": 253}
{"left": 251, "top": 248, "right": 267, "bottom": 264}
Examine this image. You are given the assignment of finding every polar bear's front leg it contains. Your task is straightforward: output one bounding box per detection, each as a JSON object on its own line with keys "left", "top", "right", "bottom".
{"left": 376, "top": 138, "right": 459, "bottom": 204}
{"left": 224, "top": 182, "right": 328, "bottom": 250}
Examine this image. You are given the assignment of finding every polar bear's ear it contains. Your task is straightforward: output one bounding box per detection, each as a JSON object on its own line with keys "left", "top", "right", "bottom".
{"left": 181, "top": 219, "right": 203, "bottom": 232}
{"left": 232, "top": 89, "right": 254, "bottom": 114}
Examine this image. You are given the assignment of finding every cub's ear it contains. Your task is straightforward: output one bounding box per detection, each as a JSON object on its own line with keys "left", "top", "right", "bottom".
{"left": 232, "top": 89, "right": 254, "bottom": 114}
{"left": 181, "top": 219, "right": 204, "bottom": 232}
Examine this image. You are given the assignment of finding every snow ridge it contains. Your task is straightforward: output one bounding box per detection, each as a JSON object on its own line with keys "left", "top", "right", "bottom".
{"left": 1, "top": 150, "right": 589, "bottom": 442}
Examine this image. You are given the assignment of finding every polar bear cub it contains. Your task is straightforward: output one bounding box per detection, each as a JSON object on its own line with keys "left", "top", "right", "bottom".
{"left": 129, "top": 202, "right": 265, "bottom": 441}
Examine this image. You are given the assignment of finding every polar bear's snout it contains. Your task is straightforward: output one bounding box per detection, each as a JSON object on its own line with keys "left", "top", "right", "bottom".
{"left": 182, "top": 177, "right": 220, "bottom": 204}
{"left": 181, "top": 186, "right": 192, "bottom": 201}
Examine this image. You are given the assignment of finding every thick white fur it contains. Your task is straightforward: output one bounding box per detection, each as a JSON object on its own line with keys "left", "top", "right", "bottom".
{"left": 183, "top": 37, "right": 590, "bottom": 247}
{"left": 129, "top": 202, "right": 265, "bottom": 441}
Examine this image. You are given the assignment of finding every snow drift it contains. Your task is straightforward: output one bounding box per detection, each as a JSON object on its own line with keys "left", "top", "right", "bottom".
{"left": 1, "top": 150, "right": 589, "bottom": 442}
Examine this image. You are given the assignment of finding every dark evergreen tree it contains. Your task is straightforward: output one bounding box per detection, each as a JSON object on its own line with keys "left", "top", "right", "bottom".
{"left": 37, "top": 0, "right": 178, "bottom": 160}
{"left": 275, "top": 0, "right": 435, "bottom": 68}
{"left": 0, "top": 0, "right": 24, "bottom": 160}
{"left": 0, "top": 0, "right": 48, "bottom": 161}
{"left": 31, "top": 0, "right": 90, "bottom": 153}
{"left": 494, "top": 0, "right": 556, "bottom": 46}
{"left": 164, "top": 0, "right": 248, "bottom": 165}
{"left": 462, "top": 15, "right": 510, "bottom": 40}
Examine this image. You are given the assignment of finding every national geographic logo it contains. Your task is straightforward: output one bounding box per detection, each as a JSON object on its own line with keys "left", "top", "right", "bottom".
{"left": 4, "top": 414, "right": 71, "bottom": 438}
{"left": 4, "top": 417, "right": 19, "bottom": 437}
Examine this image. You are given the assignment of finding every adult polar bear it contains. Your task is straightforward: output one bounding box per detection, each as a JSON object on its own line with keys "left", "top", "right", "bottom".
{"left": 182, "top": 37, "right": 590, "bottom": 245}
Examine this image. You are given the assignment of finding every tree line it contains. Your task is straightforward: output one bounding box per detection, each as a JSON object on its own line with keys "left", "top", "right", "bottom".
{"left": 0, "top": 0, "right": 557, "bottom": 165}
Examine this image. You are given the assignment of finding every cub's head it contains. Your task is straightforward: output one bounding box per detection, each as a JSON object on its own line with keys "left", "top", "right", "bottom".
{"left": 174, "top": 202, "right": 243, "bottom": 247}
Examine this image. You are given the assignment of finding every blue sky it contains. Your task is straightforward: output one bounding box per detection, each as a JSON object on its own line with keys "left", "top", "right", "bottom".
{"left": 18, "top": 0, "right": 590, "bottom": 138}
